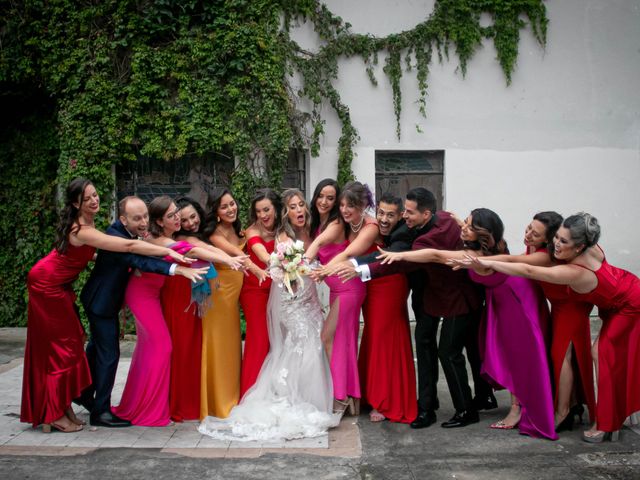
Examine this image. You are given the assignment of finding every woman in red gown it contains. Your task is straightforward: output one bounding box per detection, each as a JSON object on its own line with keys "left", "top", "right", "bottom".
{"left": 22, "top": 178, "right": 189, "bottom": 432}
{"left": 472, "top": 212, "right": 640, "bottom": 442}
{"left": 239, "top": 189, "right": 281, "bottom": 397}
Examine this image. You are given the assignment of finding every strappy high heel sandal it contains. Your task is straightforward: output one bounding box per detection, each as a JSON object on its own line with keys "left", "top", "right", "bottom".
{"left": 42, "top": 421, "right": 83, "bottom": 433}
{"left": 333, "top": 398, "right": 355, "bottom": 419}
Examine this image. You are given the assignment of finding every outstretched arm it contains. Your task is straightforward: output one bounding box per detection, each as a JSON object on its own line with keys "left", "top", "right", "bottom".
{"left": 377, "top": 246, "right": 473, "bottom": 265}
{"left": 472, "top": 257, "right": 587, "bottom": 286}
{"left": 321, "top": 223, "right": 379, "bottom": 276}
{"left": 74, "top": 226, "right": 188, "bottom": 263}
{"left": 484, "top": 251, "right": 552, "bottom": 266}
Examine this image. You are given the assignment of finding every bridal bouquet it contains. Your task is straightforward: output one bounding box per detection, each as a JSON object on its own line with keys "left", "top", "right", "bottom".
{"left": 268, "top": 238, "right": 313, "bottom": 296}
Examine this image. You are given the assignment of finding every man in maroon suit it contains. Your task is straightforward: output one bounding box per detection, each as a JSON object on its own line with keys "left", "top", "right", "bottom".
{"left": 355, "top": 187, "right": 486, "bottom": 428}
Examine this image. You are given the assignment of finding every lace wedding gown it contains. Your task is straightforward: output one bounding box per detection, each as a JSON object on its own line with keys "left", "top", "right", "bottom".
{"left": 198, "top": 276, "right": 341, "bottom": 441}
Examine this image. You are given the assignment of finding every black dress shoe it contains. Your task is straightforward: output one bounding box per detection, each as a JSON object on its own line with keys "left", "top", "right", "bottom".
{"left": 441, "top": 410, "right": 479, "bottom": 428}
{"left": 410, "top": 410, "right": 437, "bottom": 429}
{"left": 90, "top": 411, "right": 132, "bottom": 428}
{"left": 473, "top": 393, "right": 498, "bottom": 411}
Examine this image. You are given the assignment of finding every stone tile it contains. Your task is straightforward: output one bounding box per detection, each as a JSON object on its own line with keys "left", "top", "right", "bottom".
{"left": 229, "top": 440, "right": 263, "bottom": 449}
{"left": 131, "top": 427, "right": 176, "bottom": 448}
{"left": 283, "top": 435, "right": 328, "bottom": 448}
{"left": 163, "top": 429, "right": 203, "bottom": 448}
{"left": 96, "top": 428, "right": 145, "bottom": 448}
{"left": 5, "top": 428, "right": 49, "bottom": 446}
{"left": 196, "top": 435, "right": 230, "bottom": 449}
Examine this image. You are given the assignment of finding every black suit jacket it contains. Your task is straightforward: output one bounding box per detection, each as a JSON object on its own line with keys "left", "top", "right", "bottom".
{"left": 80, "top": 220, "right": 172, "bottom": 317}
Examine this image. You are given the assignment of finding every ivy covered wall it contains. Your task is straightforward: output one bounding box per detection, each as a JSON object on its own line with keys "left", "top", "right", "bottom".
{"left": 0, "top": 0, "right": 547, "bottom": 325}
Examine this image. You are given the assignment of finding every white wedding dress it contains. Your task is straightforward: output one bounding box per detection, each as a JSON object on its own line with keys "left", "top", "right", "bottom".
{"left": 198, "top": 275, "right": 340, "bottom": 441}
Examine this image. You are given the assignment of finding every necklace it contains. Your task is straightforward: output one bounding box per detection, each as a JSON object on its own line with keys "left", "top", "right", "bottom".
{"left": 262, "top": 226, "right": 276, "bottom": 237}
{"left": 350, "top": 216, "right": 365, "bottom": 233}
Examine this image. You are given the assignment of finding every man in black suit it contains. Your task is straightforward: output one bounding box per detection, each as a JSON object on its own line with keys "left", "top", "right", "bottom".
{"left": 76, "top": 196, "right": 198, "bottom": 427}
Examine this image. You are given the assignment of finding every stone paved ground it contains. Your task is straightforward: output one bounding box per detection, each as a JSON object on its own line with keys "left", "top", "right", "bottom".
{"left": 1, "top": 326, "right": 639, "bottom": 480}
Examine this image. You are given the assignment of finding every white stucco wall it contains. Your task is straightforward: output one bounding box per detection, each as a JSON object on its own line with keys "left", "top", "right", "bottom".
{"left": 291, "top": 0, "right": 640, "bottom": 274}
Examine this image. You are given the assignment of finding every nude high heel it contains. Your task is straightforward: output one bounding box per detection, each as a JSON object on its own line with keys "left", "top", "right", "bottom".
{"left": 42, "top": 422, "right": 83, "bottom": 433}
{"left": 582, "top": 430, "right": 620, "bottom": 443}
{"left": 333, "top": 398, "right": 354, "bottom": 418}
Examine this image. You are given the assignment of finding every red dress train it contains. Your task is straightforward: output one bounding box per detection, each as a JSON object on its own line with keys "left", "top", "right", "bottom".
{"left": 239, "top": 236, "right": 274, "bottom": 397}
{"left": 359, "top": 272, "right": 417, "bottom": 423}
{"left": 21, "top": 245, "right": 94, "bottom": 427}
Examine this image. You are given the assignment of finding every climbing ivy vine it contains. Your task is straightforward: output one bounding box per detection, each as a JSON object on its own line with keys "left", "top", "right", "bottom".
{"left": 0, "top": 0, "right": 548, "bottom": 325}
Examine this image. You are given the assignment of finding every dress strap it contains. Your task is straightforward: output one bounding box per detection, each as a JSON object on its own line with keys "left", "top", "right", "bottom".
{"left": 571, "top": 263, "right": 595, "bottom": 273}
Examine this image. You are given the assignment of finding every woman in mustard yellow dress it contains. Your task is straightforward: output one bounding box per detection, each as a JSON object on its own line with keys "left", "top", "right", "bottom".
{"left": 200, "top": 188, "right": 266, "bottom": 419}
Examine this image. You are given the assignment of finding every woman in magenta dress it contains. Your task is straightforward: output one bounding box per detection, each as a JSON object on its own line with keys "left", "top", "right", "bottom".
{"left": 239, "top": 189, "right": 281, "bottom": 397}
{"left": 22, "top": 178, "right": 189, "bottom": 433}
{"left": 472, "top": 212, "right": 640, "bottom": 443}
{"left": 114, "top": 196, "right": 236, "bottom": 426}
{"left": 378, "top": 208, "right": 557, "bottom": 440}
{"left": 306, "top": 181, "right": 379, "bottom": 416}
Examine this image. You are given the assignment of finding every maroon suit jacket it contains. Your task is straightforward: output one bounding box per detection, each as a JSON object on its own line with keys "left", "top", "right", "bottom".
{"left": 369, "top": 211, "right": 482, "bottom": 317}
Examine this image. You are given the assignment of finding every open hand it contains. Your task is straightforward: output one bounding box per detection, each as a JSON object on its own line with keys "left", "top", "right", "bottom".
{"left": 376, "top": 246, "right": 404, "bottom": 265}
{"left": 176, "top": 265, "right": 210, "bottom": 283}
{"left": 227, "top": 254, "right": 248, "bottom": 271}
{"left": 168, "top": 249, "right": 195, "bottom": 264}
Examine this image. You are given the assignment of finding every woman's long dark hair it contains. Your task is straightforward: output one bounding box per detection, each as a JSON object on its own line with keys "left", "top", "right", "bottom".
{"left": 532, "top": 211, "right": 563, "bottom": 260}
{"left": 55, "top": 178, "right": 94, "bottom": 254}
{"left": 175, "top": 195, "right": 206, "bottom": 240}
{"left": 310, "top": 178, "right": 340, "bottom": 237}
{"left": 463, "top": 208, "right": 509, "bottom": 255}
{"left": 202, "top": 187, "right": 243, "bottom": 242}
{"left": 249, "top": 188, "right": 282, "bottom": 229}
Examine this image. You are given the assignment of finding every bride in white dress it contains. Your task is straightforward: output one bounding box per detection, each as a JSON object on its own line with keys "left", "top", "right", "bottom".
{"left": 198, "top": 189, "right": 341, "bottom": 441}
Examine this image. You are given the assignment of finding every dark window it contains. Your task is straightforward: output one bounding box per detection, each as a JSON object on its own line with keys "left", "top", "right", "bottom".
{"left": 375, "top": 150, "right": 444, "bottom": 210}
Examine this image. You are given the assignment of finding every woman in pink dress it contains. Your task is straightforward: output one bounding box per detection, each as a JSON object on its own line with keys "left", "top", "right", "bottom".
{"left": 113, "top": 196, "right": 239, "bottom": 426}
{"left": 470, "top": 212, "right": 640, "bottom": 443}
{"left": 306, "top": 181, "right": 379, "bottom": 416}
{"left": 22, "top": 178, "right": 190, "bottom": 433}
{"left": 239, "top": 189, "right": 281, "bottom": 396}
